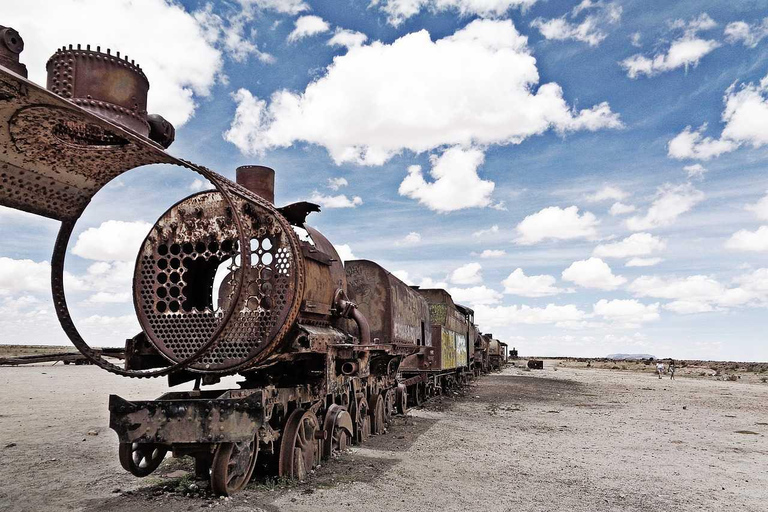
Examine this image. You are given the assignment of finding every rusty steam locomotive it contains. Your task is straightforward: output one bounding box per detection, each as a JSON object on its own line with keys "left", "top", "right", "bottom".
{"left": 0, "top": 27, "right": 508, "bottom": 495}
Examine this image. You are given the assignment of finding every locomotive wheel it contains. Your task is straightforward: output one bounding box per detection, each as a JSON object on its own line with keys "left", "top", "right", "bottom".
{"left": 383, "top": 389, "right": 395, "bottom": 424}
{"left": 278, "top": 409, "right": 321, "bottom": 481}
{"left": 322, "top": 404, "right": 353, "bottom": 458}
{"left": 118, "top": 442, "right": 167, "bottom": 477}
{"left": 395, "top": 384, "right": 408, "bottom": 415}
{"left": 369, "top": 394, "right": 386, "bottom": 435}
{"left": 353, "top": 396, "right": 371, "bottom": 444}
{"left": 211, "top": 436, "right": 259, "bottom": 496}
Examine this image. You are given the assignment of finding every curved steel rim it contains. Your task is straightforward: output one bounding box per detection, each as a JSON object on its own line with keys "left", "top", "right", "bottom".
{"left": 50, "top": 162, "right": 248, "bottom": 378}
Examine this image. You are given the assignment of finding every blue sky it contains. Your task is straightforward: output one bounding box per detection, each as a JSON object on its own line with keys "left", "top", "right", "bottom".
{"left": 2, "top": 0, "right": 768, "bottom": 360}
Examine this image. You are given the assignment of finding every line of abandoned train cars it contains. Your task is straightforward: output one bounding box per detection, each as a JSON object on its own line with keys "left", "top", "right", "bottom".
{"left": 0, "top": 26, "right": 508, "bottom": 495}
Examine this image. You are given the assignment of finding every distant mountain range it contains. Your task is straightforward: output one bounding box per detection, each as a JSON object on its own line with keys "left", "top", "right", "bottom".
{"left": 606, "top": 353, "right": 656, "bottom": 360}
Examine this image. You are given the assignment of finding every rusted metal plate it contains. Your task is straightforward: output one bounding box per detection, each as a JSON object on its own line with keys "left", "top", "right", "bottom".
{"left": 345, "top": 259, "right": 429, "bottom": 346}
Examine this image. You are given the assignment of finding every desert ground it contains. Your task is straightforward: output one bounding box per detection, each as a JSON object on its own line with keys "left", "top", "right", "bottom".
{"left": 1, "top": 360, "right": 766, "bottom": 512}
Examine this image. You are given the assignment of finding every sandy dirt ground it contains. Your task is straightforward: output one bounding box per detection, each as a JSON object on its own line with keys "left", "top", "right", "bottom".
{"left": 1, "top": 362, "right": 767, "bottom": 512}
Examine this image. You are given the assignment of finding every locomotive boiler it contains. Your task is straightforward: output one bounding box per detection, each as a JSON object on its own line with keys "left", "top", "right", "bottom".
{"left": 0, "top": 26, "right": 512, "bottom": 496}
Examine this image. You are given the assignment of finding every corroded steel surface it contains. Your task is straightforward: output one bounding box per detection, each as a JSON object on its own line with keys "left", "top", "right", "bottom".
{"left": 0, "top": 26, "right": 26, "bottom": 77}
{"left": 47, "top": 45, "right": 151, "bottom": 136}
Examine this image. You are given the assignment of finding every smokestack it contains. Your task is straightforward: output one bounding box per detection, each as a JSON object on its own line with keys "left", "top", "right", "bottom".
{"left": 236, "top": 165, "right": 274, "bottom": 204}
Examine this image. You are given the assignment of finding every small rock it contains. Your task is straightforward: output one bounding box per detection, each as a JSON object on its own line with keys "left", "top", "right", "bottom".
{"left": 475, "top": 396, "right": 480, "bottom": 399}
{"left": 87, "top": 430, "right": 99, "bottom": 436}
{"left": 167, "top": 470, "right": 190, "bottom": 478}
{"left": 188, "top": 484, "right": 199, "bottom": 492}
{"left": 4, "top": 442, "right": 16, "bottom": 449}
{"left": 682, "top": 406, "right": 687, "bottom": 410}
{"left": 49, "top": 458, "right": 58, "bottom": 462}
{"left": 112, "top": 488, "right": 121, "bottom": 494}
{"left": 302, "top": 489, "right": 315, "bottom": 495}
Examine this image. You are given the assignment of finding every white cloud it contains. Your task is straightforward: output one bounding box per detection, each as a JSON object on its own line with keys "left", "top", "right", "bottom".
{"left": 626, "top": 183, "right": 704, "bottom": 231}
{"left": 224, "top": 19, "right": 621, "bottom": 165}
{"left": 372, "top": 0, "right": 538, "bottom": 27}
{"left": 473, "top": 225, "right": 499, "bottom": 237}
{"left": 531, "top": 1, "right": 622, "bottom": 47}
{"left": 193, "top": 4, "right": 273, "bottom": 64}
{"left": 419, "top": 276, "right": 449, "bottom": 289}
{"left": 593, "top": 232, "right": 666, "bottom": 259}
{"left": 6, "top": 0, "right": 229, "bottom": 126}
{"left": 609, "top": 202, "right": 636, "bottom": 215}
{"left": 328, "top": 29, "right": 368, "bottom": 49}
{"left": 724, "top": 19, "right": 768, "bottom": 48}
{"left": 620, "top": 14, "right": 720, "bottom": 79}
{"left": 399, "top": 147, "right": 494, "bottom": 212}
{"left": 725, "top": 226, "right": 768, "bottom": 252}
{"left": 0, "top": 258, "right": 51, "bottom": 295}
{"left": 683, "top": 163, "right": 707, "bottom": 179}
{"left": 243, "top": 0, "right": 309, "bottom": 14}
{"left": 474, "top": 303, "right": 587, "bottom": 328}
{"left": 629, "top": 272, "right": 763, "bottom": 313}
{"left": 336, "top": 244, "right": 356, "bottom": 262}
{"left": 515, "top": 206, "right": 599, "bottom": 245}
{"left": 189, "top": 178, "right": 215, "bottom": 192}
{"left": 626, "top": 257, "right": 663, "bottom": 267}
{"left": 562, "top": 257, "right": 626, "bottom": 290}
{"left": 309, "top": 191, "right": 363, "bottom": 208}
{"left": 630, "top": 31, "right": 642, "bottom": 47}
{"left": 327, "top": 177, "right": 349, "bottom": 191}
{"left": 593, "top": 298, "right": 660, "bottom": 326}
{"left": 586, "top": 185, "right": 627, "bottom": 203}
{"left": 83, "top": 292, "right": 132, "bottom": 304}
{"left": 448, "top": 285, "right": 503, "bottom": 306}
{"left": 479, "top": 249, "right": 506, "bottom": 258}
{"left": 668, "top": 74, "right": 768, "bottom": 161}
{"left": 450, "top": 262, "right": 483, "bottom": 285}
{"left": 667, "top": 124, "right": 739, "bottom": 160}
{"left": 502, "top": 268, "right": 566, "bottom": 297}
{"left": 72, "top": 220, "right": 152, "bottom": 261}
{"left": 287, "top": 15, "right": 330, "bottom": 43}
{"left": 397, "top": 232, "right": 422, "bottom": 246}
{"left": 746, "top": 192, "right": 768, "bottom": 221}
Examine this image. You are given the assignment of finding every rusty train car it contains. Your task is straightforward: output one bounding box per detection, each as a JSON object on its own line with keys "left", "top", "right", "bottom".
{"left": 0, "top": 28, "right": 510, "bottom": 495}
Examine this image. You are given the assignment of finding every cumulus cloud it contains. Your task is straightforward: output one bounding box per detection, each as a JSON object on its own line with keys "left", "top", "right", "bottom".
{"left": 399, "top": 147, "right": 494, "bottom": 212}
{"left": 746, "top": 192, "right": 768, "bottom": 221}
{"left": 626, "top": 183, "right": 704, "bottom": 231}
{"left": 562, "top": 257, "right": 626, "bottom": 290}
{"left": 371, "top": 0, "right": 538, "bottom": 27}
{"left": 593, "top": 232, "right": 666, "bottom": 259}
{"left": 224, "top": 19, "right": 621, "bottom": 165}
{"left": 450, "top": 262, "right": 483, "bottom": 285}
{"left": 629, "top": 271, "right": 768, "bottom": 313}
{"left": 309, "top": 191, "right": 363, "bottom": 208}
{"left": 448, "top": 285, "right": 503, "bottom": 306}
{"left": 397, "top": 232, "right": 422, "bottom": 246}
{"left": 287, "top": 15, "right": 330, "bottom": 43}
{"left": 473, "top": 225, "right": 499, "bottom": 237}
{"left": 244, "top": 0, "right": 309, "bottom": 14}
{"left": 474, "top": 303, "right": 587, "bottom": 328}
{"left": 194, "top": 3, "right": 273, "bottom": 64}
{"left": 586, "top": 185, "right": 627, "bottom": 203}
{"left": 479, "top": 249, "right": 506, "bottom": 258}
{"left": 72, "top": 221, "right": 152, "bottom": 261}
{"left": 502, "top": 268, "right": 567, "bottom": 297}
{"left": 328, "top": 29, "right": 368, "bottom": 49}
{"left": 419, "top": 276, "right": 449, "bottom": 289}
{"left": 609, "top": 202, "right": 636, "bottom": 215}
{"left": 189, "top": 178, "right": 215, "bottom": 192}
{"left": 392, "top": 270, "right": 412, "bottom": 284}
{"left": 683, "top": 163, "right": 707, "bottom": 179}
{"left": 593, "top": 299, "right": 660, "bottom": 326}
{"left": 626, "top": 257, "right": 663, "bottom": 267}
{"left": 515, "top": 206, "right": 599, "bottom": 245}
{"left": 336, "top": 244, "right": 356, "bottom": 262}
{"left": 531, "top": 0, "right": 622, "bottom": 47}
{"left": 725, "top": 226, "right": 768, "bottom": 252}
{"left": 668, "top": 75, "right": 768, "bottom": 161}
{"left": 620, "top": 14, "right": 719, "bottom": 79}
{"left": 0, "top": 258, "right": 52, "bottom": 295}
{"left": 724, "top": 18, "right": 768, "bottom": 48}
{"left": 327, "top": 177, "right": 349, "bottom": 191}
{"left": 6, "top": 0, "right": 232, "bottom": 126}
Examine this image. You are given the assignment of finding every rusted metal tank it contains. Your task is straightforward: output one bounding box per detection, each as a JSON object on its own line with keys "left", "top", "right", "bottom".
{"left": 416, "top": 289, "right": 468, "bottom": 371}
{"left": 345, "top": 260, "right": 429, "bottom": 347}
{"left": 0, "top": 25, "right": 26, "bottom": 77}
